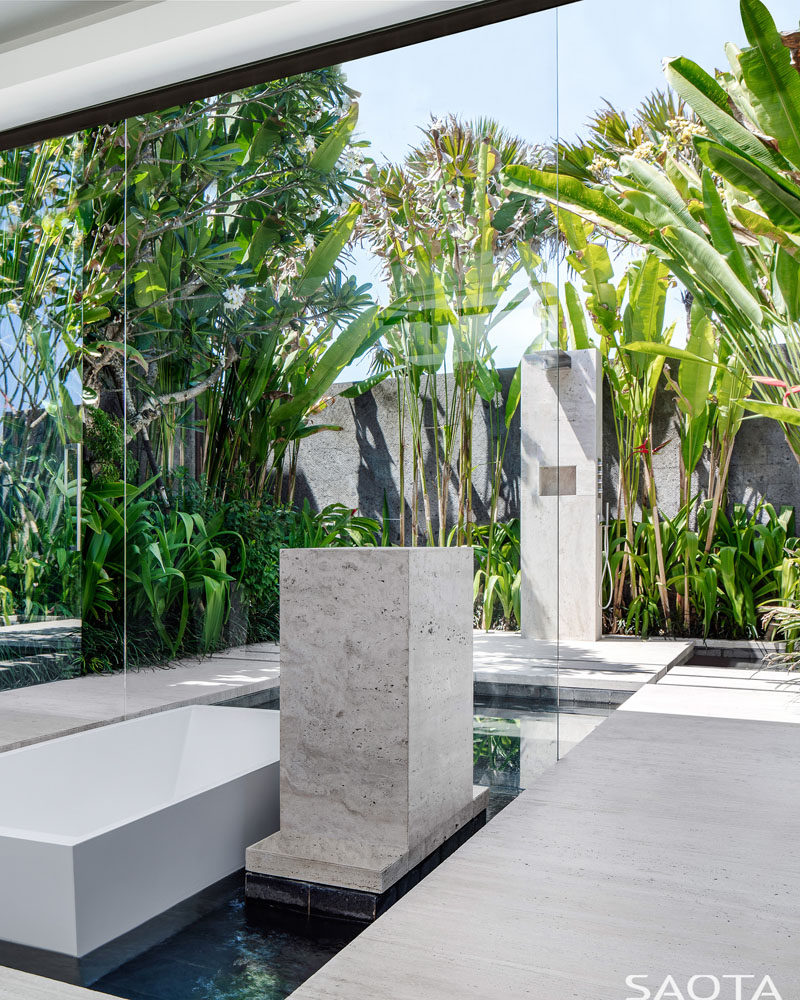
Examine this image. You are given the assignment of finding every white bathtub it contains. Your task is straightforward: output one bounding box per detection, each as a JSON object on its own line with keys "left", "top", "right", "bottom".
{"left": 0, "top": 705, "right": 279, "bottom": 957}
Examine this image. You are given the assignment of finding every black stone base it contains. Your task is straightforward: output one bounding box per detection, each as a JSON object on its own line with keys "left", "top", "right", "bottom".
{"left": 246, "top": 809, "right": 487, "bottom": 923}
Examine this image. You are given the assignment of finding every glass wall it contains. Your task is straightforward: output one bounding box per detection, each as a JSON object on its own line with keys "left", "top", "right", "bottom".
{"left": 0, "top": 129, "right": 129, "bottom": 743}
{"left": 0, "top": 6, "right": 570, "bottom": 772}
{"left": 2, "top": 0, "right": 799, "bottom": 990}
{"left": 555, "top": 0, "right": 800, "bottom": 653}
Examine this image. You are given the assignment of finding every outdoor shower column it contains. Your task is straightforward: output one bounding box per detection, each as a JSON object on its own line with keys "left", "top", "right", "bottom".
{"left": 520, "top": 348, "right": 603, "bottom": 642}
{"left": 245, "top": 547, "right": 488, "bottom": 921}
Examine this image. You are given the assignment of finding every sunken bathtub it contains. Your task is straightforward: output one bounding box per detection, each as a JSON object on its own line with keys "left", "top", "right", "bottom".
{"left": 0, "top": 705, "right": 280, "bottom": 958}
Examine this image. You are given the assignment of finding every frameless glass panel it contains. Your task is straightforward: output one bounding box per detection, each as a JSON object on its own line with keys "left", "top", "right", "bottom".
{"left": 1, "top": 2, "right": 568, "bottom": 989}
{"left": 117, "top": 7, "right": 564, "bottom": 818}
{"left": 119, "top": 68, "right": 367, "bottom": 673}
{"left": 553, "top": 0, "right": 800, "bottom": 733}
{"left": 0, "top": 123, "right": 132, "bottom": 976}
{"left": 339, "top": 11, "right": 562, "bottom": 799}
{"left": 0, "top": 133, "right": 86, "bottom": 740}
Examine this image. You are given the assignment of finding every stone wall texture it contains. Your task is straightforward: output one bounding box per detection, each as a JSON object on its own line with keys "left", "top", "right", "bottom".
{"left": 292, "top": 366, "right": 800, "bottom": 537}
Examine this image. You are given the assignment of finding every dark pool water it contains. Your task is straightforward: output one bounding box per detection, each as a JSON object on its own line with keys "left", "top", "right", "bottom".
{"left": 93, "top": 898, "right": 358, "bottom": 1000}
{"left": 91, "top": 699, "right": 607, "bottom": 1000}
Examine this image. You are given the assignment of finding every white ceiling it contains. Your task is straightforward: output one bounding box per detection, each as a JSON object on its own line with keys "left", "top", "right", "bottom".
{"left": 0, "top": 0, "right": 483, "bottom": 136}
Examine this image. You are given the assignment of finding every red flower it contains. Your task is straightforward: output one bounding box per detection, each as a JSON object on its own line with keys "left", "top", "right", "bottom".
{"left": 629, "top": 437, "right": 670, "bottom": 459}
{"left": 753, "top": 375, "right": 789, "bottom": 389}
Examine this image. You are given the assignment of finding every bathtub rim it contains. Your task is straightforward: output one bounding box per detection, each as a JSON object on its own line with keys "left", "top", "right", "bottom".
{"left": 0, "top": 704, "right": 280, "bottom": 845}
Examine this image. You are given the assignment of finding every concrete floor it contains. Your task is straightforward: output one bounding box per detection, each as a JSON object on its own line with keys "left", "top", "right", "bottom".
{"left": 285, "top": 666, "right": 800, "bottom": 1000}
{"left": 0, "top": 968, "right": 117, "bottom": 1000}
{"left": 0, "top": 644, "right": 280, "bottom": 753}
{"left": 473, "top": 631, "right": 693, "bottom": 701}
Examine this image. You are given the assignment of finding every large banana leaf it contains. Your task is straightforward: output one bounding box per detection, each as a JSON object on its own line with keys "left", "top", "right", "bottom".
{"left": 775, "top": 245, "right": 800, "bottom": 322}
{"left": 660, "top": 224, "right": 764, "bottom": 327}
{"left": 664, "top": 55, "right": 789, "bottom": 172}
{"left": 624, "top": 254, "right": 670, "bottom": 345}
{"left": 701, "top": 169, "right": 752, "bottom": 286}
{"left": 739, "top": 0, "right": 800, "bottom": 168}
{"left": 679, "top": 305, "right": 716, "bottom": 419}
{"left": 309, "top": 103, "right": 359, "bottom": 174}
{"left": 269, "top": 305, "right": 380, "bottom": 426}
{"left": 294, "top": 202, "right": 362, "bottom": 299}
{"left": 695, "top": 137, "right": 800, "bottom": 235}
{"left": 502, "top": 165, "right": 655, "bottom": 243}
{"left": 620, "top": 156, "right": 707, "bottom": 239}
{"left": 743, "top": 399, "right": 800, "bottom": 425}
{"left": 731, "top": 203, "right": 800, "bottom": 254}
{"left": 564, "top": 283, "right": 592, "bottom": 349}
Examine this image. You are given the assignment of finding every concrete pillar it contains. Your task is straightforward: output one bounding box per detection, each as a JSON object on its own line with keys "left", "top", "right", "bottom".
{"left": 520, "top": 349, "right": 603, "bottom": 642}
{"left": 246, "top": 547, "right": 487, "bottom": 920}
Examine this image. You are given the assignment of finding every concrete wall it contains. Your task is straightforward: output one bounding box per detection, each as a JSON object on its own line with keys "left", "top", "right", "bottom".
{"left": 293, "top": 367, "right": 800, "bottom": 536}
{"left": 293, "top": 369, "right": 521, "bottom": 542}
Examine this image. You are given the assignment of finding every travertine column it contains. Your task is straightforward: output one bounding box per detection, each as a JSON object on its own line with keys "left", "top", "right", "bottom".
{"left": 246, "top": 547, "right": 487, "bottom": 915}
{"left": 520, "top": 349, "right": 603, "bottom": 642}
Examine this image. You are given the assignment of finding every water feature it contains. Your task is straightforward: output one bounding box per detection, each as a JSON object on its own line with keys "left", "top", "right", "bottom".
{"left": 89, "top": 699, "right": 608, "bottom": 1000}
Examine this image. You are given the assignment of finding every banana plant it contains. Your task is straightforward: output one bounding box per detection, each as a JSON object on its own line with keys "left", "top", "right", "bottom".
{"left": 501, "top": 0, "right": 800, "bottom": 464}
{"left": 539, "top": 211, "right": 675, "bottom": 622}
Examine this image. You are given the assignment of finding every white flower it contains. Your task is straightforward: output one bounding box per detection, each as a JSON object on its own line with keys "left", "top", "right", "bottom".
{"left": 223, "top": 284, "right": 246, "bottom": 311}
{"left": 588, "top": 155, "right": 615, "bottom": 178}
{"left": 340, "top": 147, "right": 364, "bottom": 174}
{"left": 632, "top": 141, "right": 656, "bottom": 160}
{"left": 429, "top": 115, "right": 447, "bottom": 132}
{"left": 302, "top": 136, "right": 316, "bottom": 154}
{"left": 304, "top": 234, "right": 315, "bottom": 250}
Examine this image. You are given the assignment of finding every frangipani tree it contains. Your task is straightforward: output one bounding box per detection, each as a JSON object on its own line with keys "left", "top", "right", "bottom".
{"left": 77, "top": 70, "right": 378, "bottom": 501}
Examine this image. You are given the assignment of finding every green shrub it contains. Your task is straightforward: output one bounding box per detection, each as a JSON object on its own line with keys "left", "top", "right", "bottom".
{"left": 606, "top": 501, "right": 799, "bottom": 640}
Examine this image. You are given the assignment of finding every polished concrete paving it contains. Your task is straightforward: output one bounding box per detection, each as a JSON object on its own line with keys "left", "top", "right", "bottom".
{"left": 285, "top": 666, "right": 800, "bottom": 1000}
{"left": 473, "top": 631, "right": 693, "bottom": 699}
{"left": 0, "top": 968, "right": 117, "bottom": 1000}
{"left": 0, "top": 644, "right": 280, "bottom": 752}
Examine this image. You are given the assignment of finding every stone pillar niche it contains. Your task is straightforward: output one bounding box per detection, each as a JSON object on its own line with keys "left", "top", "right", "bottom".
{"left": 246, "top": 547, "right": 487, "bottom": 920}
{"left": 521, "top": 348, "right": 603, "bottom": 642}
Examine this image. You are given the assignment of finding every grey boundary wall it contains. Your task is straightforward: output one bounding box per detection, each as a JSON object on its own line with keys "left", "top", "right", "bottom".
{"left": 292, "top": 367, "right": 800, "bottom": 540}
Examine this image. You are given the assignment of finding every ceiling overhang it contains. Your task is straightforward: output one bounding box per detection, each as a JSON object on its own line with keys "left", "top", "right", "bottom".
{"left": 0, "top": 0, "right": 510, "bottom": 144}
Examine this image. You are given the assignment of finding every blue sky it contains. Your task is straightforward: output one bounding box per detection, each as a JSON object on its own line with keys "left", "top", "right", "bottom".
{"left": 337, "top": 0, "right": 799, "bottom": 378}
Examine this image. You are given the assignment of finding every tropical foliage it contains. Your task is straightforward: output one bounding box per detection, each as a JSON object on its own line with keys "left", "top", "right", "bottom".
{"left": 503, "top": 0, "right": 800, "bottom": 459}
{"left": 498, "top": 0, "right": 800, "bottom": 639}
{"left": 1, "top": 1, "right": 799, "bottom": 679}
{"left": 350, "top": 117, "right": 550, "bottom": 545}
